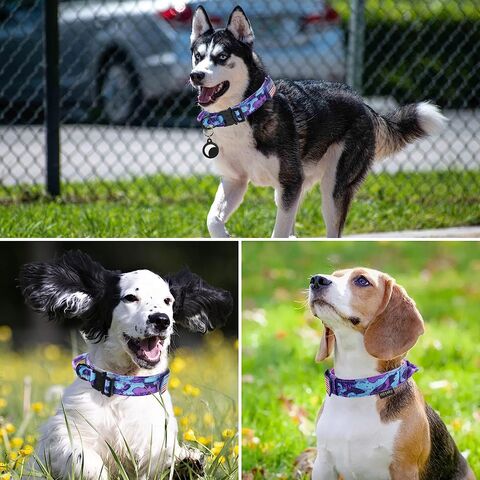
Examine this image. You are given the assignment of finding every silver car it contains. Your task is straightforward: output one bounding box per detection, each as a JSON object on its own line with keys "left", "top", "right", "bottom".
{"left": 0, "top": 0, "right": 346, "bottom": 124}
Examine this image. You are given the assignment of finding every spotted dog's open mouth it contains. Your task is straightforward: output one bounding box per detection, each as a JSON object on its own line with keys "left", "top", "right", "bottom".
{"left": 124, "top": 334, "right": 165, "bottom": 368}
{"left": 198, "top": 81, "right": 230, "bottom": 106}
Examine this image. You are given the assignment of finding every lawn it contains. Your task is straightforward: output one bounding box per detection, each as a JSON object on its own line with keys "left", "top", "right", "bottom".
{"left": 0, "top": 331, "right": 238, "bottom": 479}
{"left": 0, "top": 171, "right": 479, "bottom": 237}
{"left": 242, "top": 241, "right": 480, "bottom": 479}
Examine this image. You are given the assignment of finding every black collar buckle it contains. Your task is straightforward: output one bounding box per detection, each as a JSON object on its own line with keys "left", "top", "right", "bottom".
{"left": 92, "top": 370, "right": 114, "bottom": 397}
{"left": 222, "top": 106, "right": 246, "bottom": 126}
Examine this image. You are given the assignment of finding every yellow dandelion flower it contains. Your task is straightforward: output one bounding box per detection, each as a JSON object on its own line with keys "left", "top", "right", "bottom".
{"left": 5, "top": 423, "right": 15, "bottom": 435}
{"left": 197, "top": 436, "right": 212, "bottom": 446}
{"left": 0, "top": 463, "right": 7, "bottom": 473}
{"left": 183, "top": 429, "right": 196, "bottom": 442}
{"left": 179, "top": 416, "right": 190, "bottom": 428}
{"left": 44, "top": 344, "right": 61, "bottom": 361}
{"left": 233, "top": 445, "right": 239, "bottom": 456}
{"left": 9, "top": 451, "right": 18, "bottom": 461}
{"left": 31, "top": 402, "right": 44, "bottom": 414}
{"left": 11, "top": 437, "right": 23, "bottom": 449}
{"left": 0, "top": 325, "right": 12, "bottom": 342}
{"left": 0, "top": 473, "right": 11, "bottom": 480}
{"left": 217, "top": 455, "right": 226, "bottom": 464}
{"left": 211, "top": 443, "right": 224, "bottom": 456}
{"left": 173, "top": 406, "right": 183, "bottom": 416}
{"left": 222, "top": 429, "right": 234, "bottom": 439}
{"left": 19, "top": 445, "right": 34, "bottom": 456}
{"left": 241, "top": 427, "right": 254, "bottom": 436}
{"left": 203, "top": 412, "right": 214, "bottom": 426}
{"left": 171, "top": 357, "right": 186, "bottom": 374}
{"left": 183, "top": 384, "right": 201, "bottom": 397}
{"left": 169, "top": 376, "right": 181, "bottom": 389}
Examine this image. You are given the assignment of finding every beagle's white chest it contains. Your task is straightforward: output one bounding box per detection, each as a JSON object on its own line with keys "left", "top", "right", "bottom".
{"left": 212, "top": 123, "right": 280, "bottom": 187}
{"left": 315, "top": 395, "right": 401, "bottom": 480}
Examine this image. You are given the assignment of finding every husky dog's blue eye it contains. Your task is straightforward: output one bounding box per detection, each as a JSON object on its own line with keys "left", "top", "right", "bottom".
{"left": 194, "top": 52, "right": 202, "bottom": 61}
{"left": 218, "top": 53, "right": 228, "bottom": 61}
{"left": 354, "top": 275, "right": 370, "bottom": 287}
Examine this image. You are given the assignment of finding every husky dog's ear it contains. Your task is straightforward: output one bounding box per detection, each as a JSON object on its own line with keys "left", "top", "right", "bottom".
{"left": 166, "top": 268, "right": 233, "bottom": 333}
{"left": 19, "top": 250, "right": 121, "bottom": 342}
{"left": 191, "top": 6, "right": 214, "bottom": 45}
{"left": 227, "top": 6, "right": 254, "bottom": 46}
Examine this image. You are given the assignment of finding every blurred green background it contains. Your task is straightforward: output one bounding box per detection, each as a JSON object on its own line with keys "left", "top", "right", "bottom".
{"left": 242, "top": 241, "right": 480, "bottom": 478}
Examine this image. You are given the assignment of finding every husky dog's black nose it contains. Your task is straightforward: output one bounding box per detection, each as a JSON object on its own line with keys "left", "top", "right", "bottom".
{"left": 148, "top": 312, "right": 170, "bottom": 330}
{"left": 190, "top": 71, "right": 205, "bottom": 84}
{"left": 310, "top": 275, "right": 332, "bottom": 290}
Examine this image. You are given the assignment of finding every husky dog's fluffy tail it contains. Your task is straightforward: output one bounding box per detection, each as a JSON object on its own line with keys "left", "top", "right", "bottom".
{"left": 372, "top": 102, "right": 447, "bottom": 160}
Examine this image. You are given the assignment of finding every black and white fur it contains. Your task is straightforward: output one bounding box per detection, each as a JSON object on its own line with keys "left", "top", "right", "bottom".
{"left": 190, "top": 6, "right": 447, "bottom": 238}
{"left": 19, "top": 250, "right": 232, "bottom": 479}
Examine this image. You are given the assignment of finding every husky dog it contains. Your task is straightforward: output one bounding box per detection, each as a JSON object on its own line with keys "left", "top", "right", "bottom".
{"left": 190, "top": 6, "right": 447, "bottom": 238}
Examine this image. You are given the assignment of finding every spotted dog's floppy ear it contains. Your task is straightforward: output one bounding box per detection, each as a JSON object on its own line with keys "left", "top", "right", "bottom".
{"left": 227, "top": 6, "right": 255, "bottom": 47}
{"left": 364, "top": 277, "right": 424, "bottom": 360}
{"left": 166, "top": 269, "right": 233, "bottom": 333}
{"left": 191, "top": 5, "right": 214, "bottom": 45}
{"left": 316, "top": 325, "right": 335, "bottom": 362}
{"left": 19, "top": 250, "right": 120, "bottom": 342}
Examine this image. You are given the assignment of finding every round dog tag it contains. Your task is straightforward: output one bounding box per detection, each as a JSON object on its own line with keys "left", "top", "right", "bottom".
{"left": 202, "top": 138, "right": 219, "bottom": 159}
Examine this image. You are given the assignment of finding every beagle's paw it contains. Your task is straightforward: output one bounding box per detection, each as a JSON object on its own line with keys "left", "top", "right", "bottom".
{"left": 293, "top": 447, "right": 317, "bottom": 479}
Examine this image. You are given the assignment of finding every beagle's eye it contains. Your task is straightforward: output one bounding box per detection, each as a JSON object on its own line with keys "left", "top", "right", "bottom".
{"left": 122, "top": 294, "right": 139, "bottom": 303}
{"left": 164, "top": 297, "right": 172, "bottom": 306}
{"left": 354, "top": 275, "right": 371, "bottom": 287}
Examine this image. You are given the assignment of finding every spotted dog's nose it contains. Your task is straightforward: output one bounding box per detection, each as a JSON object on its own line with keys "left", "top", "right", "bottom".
{"left": 190, "top": 71, "right": 205, "bottom": 84}
{"left": 310, "top": 275, "right": 332, "bottom": 290}
{"left": 147, "top": 313, "right": 170, "bottom": 330}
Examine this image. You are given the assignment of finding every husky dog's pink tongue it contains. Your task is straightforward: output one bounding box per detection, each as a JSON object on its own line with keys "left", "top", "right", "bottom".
{"left": 198, "top": 86, "right": 218, "bottom": 104}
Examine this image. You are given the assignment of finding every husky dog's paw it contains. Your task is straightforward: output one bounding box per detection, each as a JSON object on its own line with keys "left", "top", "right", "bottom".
{"left": 174, "top": 445, "right": 206, "bottom": 479}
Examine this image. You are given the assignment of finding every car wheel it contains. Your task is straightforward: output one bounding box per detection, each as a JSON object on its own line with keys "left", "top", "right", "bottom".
{"left": 98, "top": 53, "right": 142, "bottom": 125}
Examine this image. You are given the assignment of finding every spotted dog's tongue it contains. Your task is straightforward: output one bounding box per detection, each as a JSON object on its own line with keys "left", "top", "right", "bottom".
{"left": 198, "top": 86, "right": 218, "bottom": 104}
{"left": 138, "top": 337, "right": 161, "bottom": 361}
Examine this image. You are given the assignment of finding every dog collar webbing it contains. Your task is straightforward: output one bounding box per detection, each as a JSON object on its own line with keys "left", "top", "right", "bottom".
{"left": 324, "top": 359, "right": 418, "bottom": 398}
{"left": 197, "top": 76, "right": 276, "bottom": 128}
{"left": 72, "top": 353, "right": 170, "bottom": 397}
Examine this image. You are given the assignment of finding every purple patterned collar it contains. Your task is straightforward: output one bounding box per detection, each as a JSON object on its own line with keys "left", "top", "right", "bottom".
{"left": 325, "top": 359, "right": 418, "bottom": 398}
{"left": 72, "top": 353, "right": 169, "bottom": 397}
{"left": 197, "top": 76, "right": 276, "bottom": 128}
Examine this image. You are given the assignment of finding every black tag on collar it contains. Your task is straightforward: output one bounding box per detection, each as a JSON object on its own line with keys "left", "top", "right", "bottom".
{"left": 379, "top": 388, "right": 395, "bottom": 398}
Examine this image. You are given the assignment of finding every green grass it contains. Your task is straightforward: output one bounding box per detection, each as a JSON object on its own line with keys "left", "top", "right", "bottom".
{"left": 242, "top": 241, "right": 480, "bottom": 478}
{"left": 0, "top": 171, "right": 478, "bottom": 237}
{"left": 333, "top": 0, "right": 480, "bottom": 22}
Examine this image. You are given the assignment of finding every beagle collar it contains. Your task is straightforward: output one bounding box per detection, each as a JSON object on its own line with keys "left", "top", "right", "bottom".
{"left": 325, "top": 359, "right": 418, "bottom": 398}
{"left": 197, "top": 76, "right": 276, "bottom": 128}
{"left": 73, "top": 353, "right": 169, "bottom": 397}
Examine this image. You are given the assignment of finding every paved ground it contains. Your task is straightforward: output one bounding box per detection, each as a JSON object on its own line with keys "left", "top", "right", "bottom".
{"left": 347, "top": 225, "right": 480, "bottom": 238}
{"left": 0, "top": 110, "right": 478, "bottom": 186}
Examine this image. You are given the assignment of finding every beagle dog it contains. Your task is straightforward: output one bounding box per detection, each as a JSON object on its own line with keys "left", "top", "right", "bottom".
{"left": 307, "top": 268, "right": 475, "bottom": 480}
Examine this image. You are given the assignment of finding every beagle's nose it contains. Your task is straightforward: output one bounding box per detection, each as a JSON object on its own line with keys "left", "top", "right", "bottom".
{"left": 310, "top": 275, "right": 332, "bottom": 290}
{"left": 190, "top": 71, "right": 205, "bottom": 84}
{"left": 147, "top": 313, "right": 170, "bottom": 330}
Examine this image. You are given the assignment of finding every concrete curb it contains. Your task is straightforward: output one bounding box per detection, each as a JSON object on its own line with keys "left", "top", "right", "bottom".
{"left": 346, "top": 226, "right": 480, "bottom": 239}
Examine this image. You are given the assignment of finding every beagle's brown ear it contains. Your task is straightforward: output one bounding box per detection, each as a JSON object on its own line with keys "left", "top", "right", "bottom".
{"left": 364, "top": 279, "right": 424, "bottom": 360}
{"left": 316, "top": 326, "right": 335, "bottom": 362}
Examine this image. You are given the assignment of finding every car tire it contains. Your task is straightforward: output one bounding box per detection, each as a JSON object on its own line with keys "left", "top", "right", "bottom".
{"left": 97, "top": 51, "right": 143, "bottom": 125}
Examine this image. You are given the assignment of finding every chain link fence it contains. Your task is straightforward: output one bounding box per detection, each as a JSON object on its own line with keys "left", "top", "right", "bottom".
{"left": 0, "top": 0, "right": 479, "bottom": 223}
